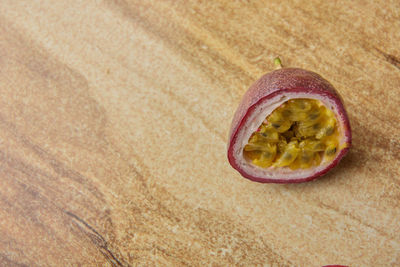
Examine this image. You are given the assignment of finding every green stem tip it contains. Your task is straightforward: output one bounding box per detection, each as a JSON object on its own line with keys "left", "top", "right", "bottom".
{"left": 274, "top": 57, "right": 283, "bottom": 69}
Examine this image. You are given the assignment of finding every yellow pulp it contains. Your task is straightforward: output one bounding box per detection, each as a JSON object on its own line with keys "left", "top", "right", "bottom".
{"left": 243, "top": 99, "right": 340, "bottom": 169}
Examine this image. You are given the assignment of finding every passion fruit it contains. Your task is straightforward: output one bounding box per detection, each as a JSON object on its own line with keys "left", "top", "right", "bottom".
{"left": 227, "top": 59, "right": 351, "bottom": 183}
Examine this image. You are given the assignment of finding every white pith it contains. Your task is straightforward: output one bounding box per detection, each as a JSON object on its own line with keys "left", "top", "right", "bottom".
{"left": 233, "top": 93, "right": 348, "bottom": 180}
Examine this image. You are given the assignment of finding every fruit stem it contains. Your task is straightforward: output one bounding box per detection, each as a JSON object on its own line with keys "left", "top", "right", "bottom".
{"left": 274, "top": 57, "right": 283, "bottom": 69}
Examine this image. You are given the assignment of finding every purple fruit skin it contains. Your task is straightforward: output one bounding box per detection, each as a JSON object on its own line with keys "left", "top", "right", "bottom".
{"left": 227, "top": 68, "right": 352, "bottom": 183}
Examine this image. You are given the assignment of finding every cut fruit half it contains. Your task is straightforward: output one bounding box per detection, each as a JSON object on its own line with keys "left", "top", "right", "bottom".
{"left": 227, "top": 67, "right": 351, "bottom": 183}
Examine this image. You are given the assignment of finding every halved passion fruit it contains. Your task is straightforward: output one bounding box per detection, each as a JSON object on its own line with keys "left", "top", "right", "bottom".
{"left": 227, "top": 63, "right": 351, "bottom": 183}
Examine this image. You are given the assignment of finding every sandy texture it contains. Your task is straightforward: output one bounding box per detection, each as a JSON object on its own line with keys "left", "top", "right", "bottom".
{"left": 0, "top": 0, "right": 399, "bottom": 266}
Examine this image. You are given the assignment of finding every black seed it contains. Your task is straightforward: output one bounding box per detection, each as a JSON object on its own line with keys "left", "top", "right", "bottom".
{"left": 282, "top": 110, "right": 291, "bottom": 117}
{"left": 272, "top": 123, "right": 280, "bottom": 128}
{"left": 282, "top": 131, "right": 294, "bottom": 140}
{"left": 326, "top": 147, "right": 337, "bottom": 155}
{"left": 326, "top": 127, "right": 334, "bottom": 136}
{"left": 283, "top": 153, "right": 292, "bottom": 160}
{"left": 309, "top": 113, "right": 319, "bottom": 120}
{"left": 263, "top": 152, "right": 271, "bottom": 158}
{"left": 313, "top": 144, "right": 321, "bottom": 150}
{"left": 299, "top": 103, "right": 306, "bottom": 109}
{"left": 301, "top": 155, "right": 310, "bottom": 162}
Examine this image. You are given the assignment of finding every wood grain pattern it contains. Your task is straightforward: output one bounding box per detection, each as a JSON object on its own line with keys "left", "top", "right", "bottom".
{"left": 0, "top": 0, "right": 399, "bottom": 266}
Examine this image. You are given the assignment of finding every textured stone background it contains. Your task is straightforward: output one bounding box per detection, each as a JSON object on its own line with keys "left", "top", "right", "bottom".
{"left": 0, "top": 0, "right": 399, "bottom": 266}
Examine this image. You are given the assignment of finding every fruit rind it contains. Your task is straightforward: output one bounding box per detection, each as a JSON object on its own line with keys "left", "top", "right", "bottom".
{"left": 227, "top": 68, "right": 351, "bottom": 183}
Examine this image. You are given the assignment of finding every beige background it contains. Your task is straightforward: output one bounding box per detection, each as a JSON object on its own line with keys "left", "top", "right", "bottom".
{"left": 0, "top": 0, "right": 399, "bottom": 266}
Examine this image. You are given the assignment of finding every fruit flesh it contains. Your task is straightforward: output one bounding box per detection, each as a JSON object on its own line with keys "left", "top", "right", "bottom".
{"left": 243, "top": 98, "right": 340, "bottom": 170}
